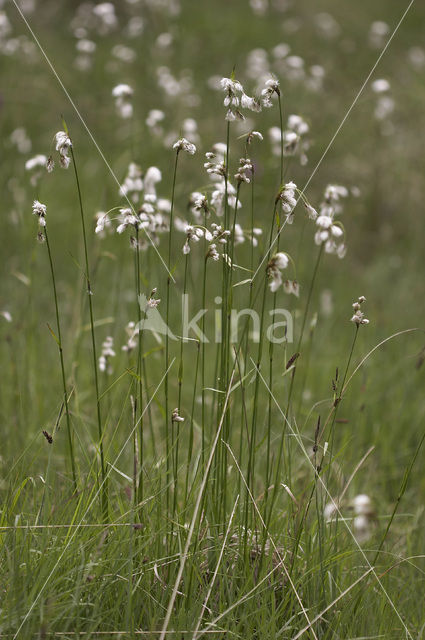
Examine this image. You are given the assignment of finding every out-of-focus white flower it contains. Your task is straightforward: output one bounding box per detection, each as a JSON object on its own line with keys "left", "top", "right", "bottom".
{"left": 25, "top": 154, "right": 47, "bottom": 171}
{"left": 25, "top": 154, "right": 48, "bottom": 185}
{"left": 324, "top": 502, "right": 337, "bottom": 522}
{"left": 371, "top": 78, "right": 390, "bottom": 94}
{"left": 352, "top": 493, "right": 373, "bottom": 515}
{"left": 92, "top": 2, "right": 118, "bottom": 34}
{"left": 408, "top": 46, "right": 425, "bottom": 70}
{"left": 375, "top": 95, "right": 394, "bottom": 121}
{"left": 144, "top": 166, "right": 162, "bottom": 197}
{"left": 10, "top": 128, "right": 31, "bottom": 154}
{"left": 369, "top": 20, "right": 389, "bottom": 49}
{"left": 1, "top": 310, "right": 12, "bottom": 323}
{"left": 112, "top": 44, "right": 136, "bottom": 63}
{"left": 119, "top": 162, "right": 143, "bottom": 202}
{"left": 112, "top": 83, "right": 133, "bottom": 119}
{"left": 353, "top": 515, "right": 371, "bottom": 543}
{"left": 122, "top": 321, "right": 137, "bottom": 353}
{"left": 324, "top": 184, "right": 348, "bottom": 204}
{"left": 351, "top": 494, "right": 374, "bottom": 543}
{"left": 146, "top": 109, "right": 165, "bottom": 137}
{"left": 99, "top": 335, "right": 115, "bottom": 374}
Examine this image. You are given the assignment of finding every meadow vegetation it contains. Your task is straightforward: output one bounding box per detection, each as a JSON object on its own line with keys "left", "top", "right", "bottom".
{"left": 1, "top": 0, "right": 425, "bottom": 637}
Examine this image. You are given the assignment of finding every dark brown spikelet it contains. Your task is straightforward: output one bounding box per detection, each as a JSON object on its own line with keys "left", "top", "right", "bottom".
{"left": 42, "top": 430, "right": 53, "bottom": 444}
{"left": 286, "top": 352, "right": 300, "bottom": 370}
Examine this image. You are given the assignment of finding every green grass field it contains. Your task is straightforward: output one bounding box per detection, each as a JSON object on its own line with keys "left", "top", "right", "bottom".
{"left": 1, "top": 0, "right": 425, "bottom": 637}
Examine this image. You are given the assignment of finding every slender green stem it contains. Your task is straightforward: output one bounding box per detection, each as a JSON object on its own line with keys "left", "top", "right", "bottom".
{"left": 70, "top": 146, "right": 106, "bottom": 518}
{"left": 173, "top": 251, "right": 189, "bottom": 517}
{"left": 165, "top": 151, "right": 179, "bottom": 522}
{"left": 244, "top": 204, "right": 277, "bottom": 541}
{"left": 135, "top": 226, "right": 144, "bottom": 506}
{"left": 264, "top": 96, "right": 284, "bottom": 523}
{"left": 44, "top": 227, "right": 77, "bottom": 490}
{"left": 285, "top": 243, "right": 324, "bottom": 419}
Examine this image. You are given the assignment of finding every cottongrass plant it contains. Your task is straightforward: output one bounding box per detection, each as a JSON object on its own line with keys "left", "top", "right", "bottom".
{"left": 3, "top": 62, "right": 425, "bottom": 640}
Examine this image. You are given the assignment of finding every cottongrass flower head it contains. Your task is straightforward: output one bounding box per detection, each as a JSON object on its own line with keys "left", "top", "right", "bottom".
{"left": 55, "top": 131, "right": 72, "bottom": 169}
{"left": 206, "top": 243, "right": 220, "bottom": 261}
{"left": 204, "top": 151, "right": 226, "bottom": 179}
{"left": 182, "top": 224, "right": 203, "bottom": 254}
{"left": 144, "top": 166, "right": 162, "bottom": 197}
{"left": 95, "top": 211, "right": 113, "bottom": 236}
{"left": 267, "top": 251, "right": 289, "bottom": 292}
{"left": 172, "top": 408, "right": 184, "bottom": 423}
{"left": 277, "top": 181, "right": 298, "bottom": 223}
{"left": 350, "top": 296, "right": 369, "bottom": 326}
{"left": 189, "top": 192, "right": 209, "bottom": 219}
{"left": 261, "top": 77, "right": 280, "bottom": 108}
{"left": 173, "top": 137, "right": 196, "bottom": 155}
{"left": 234, "top": 157, "right": 253, "bottom": 184}
{"left": 313, "top": 184, "right": 348, "bottom": 257}
{"left": 220, "top": 76, "right": 260, "bottom": 121}
{"left": 147, "top": 288, "right": 161, "bottom": 309}
{"left": 32, "top": 200, "right": 47, "bottom": 227}
{"left": 246, "top": 130, "right": 263, "bottom": 145}
{"left": 116, "top": 208, "right": 139, "bottom": 234}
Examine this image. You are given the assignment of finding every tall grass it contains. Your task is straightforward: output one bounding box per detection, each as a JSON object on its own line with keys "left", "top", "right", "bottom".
{"left": 1, "top": 1, "right": 425, "bottom": 637}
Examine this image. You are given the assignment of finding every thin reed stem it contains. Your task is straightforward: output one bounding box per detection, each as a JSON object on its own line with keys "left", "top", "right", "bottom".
{"left": 165, "top": 150, "right": 179, "bottom": 522}
{"left": 70, "top": 145, "right": 107, "bottom": 518}
{"left": 44, "top": 227, "right": 77, "bottom": 490}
